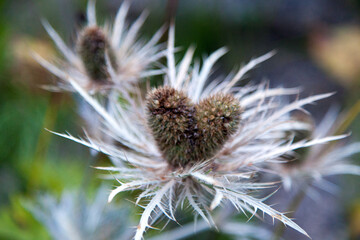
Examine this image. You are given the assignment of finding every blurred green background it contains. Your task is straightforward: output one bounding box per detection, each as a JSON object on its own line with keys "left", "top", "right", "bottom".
{"left": 1, "top": 0, "right": 360, "bottom": 239}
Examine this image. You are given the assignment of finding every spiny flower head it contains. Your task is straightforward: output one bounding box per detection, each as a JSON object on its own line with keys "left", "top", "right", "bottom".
{"left": 36, "top": 1, "right": 165, "bottom": 93}
{"left": 26, "top": 187, "right": 131, "bottom": 240}
{"left": 146, "top": 86, "right": 241, "bottom": 167}
{"left": 272, "top": 107, "right": 360, "bottom": 192}
{"left": 49, "top": 28, "right": 347, "bottom": 240}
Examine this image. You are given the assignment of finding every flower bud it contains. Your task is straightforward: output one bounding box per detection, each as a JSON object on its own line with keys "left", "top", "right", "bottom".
{"left": 195, "top": 93, "right": 242, "bottom": 161}
{"left": 77, "top": 26, "right": 117, "bottom": 84}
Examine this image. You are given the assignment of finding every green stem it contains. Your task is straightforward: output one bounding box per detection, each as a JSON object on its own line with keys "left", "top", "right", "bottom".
{"left": 272, "top": 183, "right": 310, "bottom": 240}
{"left": 159, "top": 0, "right": 178, "bottom": 43}
{"left": 27, "top": 94, "right": 61, "bottom": 192}
{"left": 334, "top": 99, "right": 360, "bottom": 136}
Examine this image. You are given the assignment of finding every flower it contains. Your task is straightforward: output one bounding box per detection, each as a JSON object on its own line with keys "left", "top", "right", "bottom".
{"left": 26, "top": 186, "right": 132, "bottom": 240}
{"left": 48, "top": 26, "right": 349, "bottom": 240}
{"left": 35, "top": 1, "right": 165, "bottom": 94}
{"left": 272, "top": 107, "right": 360, "bottom": 193}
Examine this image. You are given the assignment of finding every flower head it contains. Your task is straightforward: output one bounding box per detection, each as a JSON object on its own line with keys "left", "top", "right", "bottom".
{"left": 27, "top": 187, "right": 132, "bottom": 240}
{"left": 48, "top": 26, "right": 351, "bottom": 240}
{"left": 77, "top": 25, "right": 117, "bottom": 85}
{"left": 273, "top": 107, "right": 360, "bottom": 192}
{"left": 146, "top": 86, "right": 242, "bottom": 167}
{"left": 36, "top": 1, "right": 165, "bottom": 93}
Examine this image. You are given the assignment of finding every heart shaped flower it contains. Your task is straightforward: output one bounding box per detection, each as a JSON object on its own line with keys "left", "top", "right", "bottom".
{"left": 147, "top": 86, "right": 242, "bottom": 167}
{"left": 49, "top": 27, "right": 345, "bottom": 240}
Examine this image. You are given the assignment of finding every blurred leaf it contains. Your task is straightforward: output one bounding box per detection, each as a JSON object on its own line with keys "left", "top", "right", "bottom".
{"left": 19, "top": 155, "right": 92, "bottom": 194}
{"left": 335, "top": 99, "right": 360, "bottom": 135}
{"left": 350, "top": 201, "right": 360, "bottom": 239}
{"left": 310, "top": 25, "right": 360, "bottom": 88}
{"left": 0, "top": 195, "right": 49, "bottom": 240}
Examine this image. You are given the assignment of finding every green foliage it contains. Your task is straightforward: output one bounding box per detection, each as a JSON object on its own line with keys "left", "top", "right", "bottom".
{"left": 0, "top": 155, "right": 100, "bottom": 239}
{"left": 0, "top": 195, "right": 49, "bottom": 240}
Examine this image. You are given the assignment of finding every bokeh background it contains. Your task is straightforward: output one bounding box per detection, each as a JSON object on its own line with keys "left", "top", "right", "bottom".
{"left": 1, "top": 0, "right": 360, "bottom": 239}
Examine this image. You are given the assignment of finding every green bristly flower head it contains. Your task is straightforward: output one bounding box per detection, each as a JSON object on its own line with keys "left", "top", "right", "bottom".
{"left": 146, "top": 86, "right": 242, "bottom": 167}
{"left": 77, "top": 26, "right": 118, "bottom": 84}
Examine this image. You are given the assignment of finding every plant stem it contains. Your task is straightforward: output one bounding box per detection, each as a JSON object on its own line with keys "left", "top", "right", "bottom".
{"left": 272, "top": 183, "right": 310, "bottom": 240}
{"left": 334, "top": 99, "right": 360, "bottom": 136}
{"left": 27, "top": 94, "right": 61, "bottom": 191}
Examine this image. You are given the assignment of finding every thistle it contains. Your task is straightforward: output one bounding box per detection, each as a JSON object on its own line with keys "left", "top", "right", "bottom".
{"left": 26, "top": 187, "right": 132, "bottom": 240}
{"left": 147, "top": 86, "right": 241, "bottom": 167}
{"left": 36, "top": 1, "right": 165, "bottom": 93}
{"left": 77, "top": 26, "right": 117, "bottom": 84}
{"left": 272, "top": 107, "right": 360, "bottom": 191}
{"left": 46, "top": 26, "right": 354, "bottom": 240}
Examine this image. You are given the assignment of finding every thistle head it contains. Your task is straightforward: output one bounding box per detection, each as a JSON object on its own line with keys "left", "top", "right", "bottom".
{"left": 146, "top": 86, "right": 242, "bottom": 167}
{"left": 77, "top": 26, "right": 118, "bottom": 84}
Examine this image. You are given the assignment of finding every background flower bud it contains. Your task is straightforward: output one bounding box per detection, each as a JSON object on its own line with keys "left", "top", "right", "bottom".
{"left": 77, "top": 26, "right": 117, "bottom": 84}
